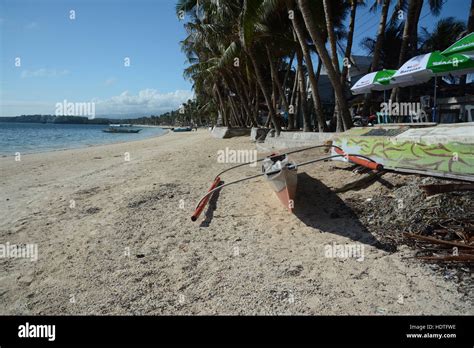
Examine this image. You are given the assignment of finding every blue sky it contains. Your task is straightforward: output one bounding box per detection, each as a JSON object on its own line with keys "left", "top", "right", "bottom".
{"left": 0, "top": 0, "right": 471, "bottom": 117}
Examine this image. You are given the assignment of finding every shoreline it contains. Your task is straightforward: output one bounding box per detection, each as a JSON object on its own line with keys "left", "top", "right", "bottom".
{"left": 0, "top": 130, "right": 470, "bottom": 315}
{"left": 0, "top": 126, "right": 170, "bottom": 157}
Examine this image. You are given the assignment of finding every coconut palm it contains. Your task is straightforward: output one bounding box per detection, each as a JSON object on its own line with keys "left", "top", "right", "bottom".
{"left": 420, "top": 17, "right": 466, "bottom": 53}
{"left": 370, "top": 0, "right": 392, "bottom": 72}
{"left": 390, "top": 0, "right": 445, "bottom": 101}
{"left": 289, "top": 4, "right": 327, "bottom": 131}
{"left": 297, "top": 0, "right": 353, "bottom": 130}
{"left": 361, "top": 22, "right": 404, "bottom": 69}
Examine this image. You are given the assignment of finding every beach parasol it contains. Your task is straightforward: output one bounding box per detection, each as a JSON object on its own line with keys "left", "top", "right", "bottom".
{"left": 442, "top": 32, "right": 474, "bottom": 59}
{"left": 351, "top": 69, "right": 398, "bottom": 95}
{"left": 391, "top": 51, "right": 474, "bottom": 121}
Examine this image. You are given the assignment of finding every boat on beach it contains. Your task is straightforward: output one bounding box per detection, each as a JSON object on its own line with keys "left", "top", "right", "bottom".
{"left": 191, "top": 144, "right": 383, "bottom": 222}
{"left": 102, "top": 124, "right": 141, "bottom": 133}
{"left": 172, "top": 126, "right": 192, "bottom": 132}
{"left": 262, "top": 153, "right": 297, "bottom": 212}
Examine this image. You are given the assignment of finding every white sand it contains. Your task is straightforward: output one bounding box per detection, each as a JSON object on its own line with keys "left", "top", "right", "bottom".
{"left": 0, "top": 130, "right": 471, "bottom": 314}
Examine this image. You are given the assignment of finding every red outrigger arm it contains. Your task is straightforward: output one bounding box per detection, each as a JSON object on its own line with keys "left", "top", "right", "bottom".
{"left": 333, "top": 147, "right": 383, "bottom": 171}
{"left": 191, "top": 176, "right": 221, "bottom": 221}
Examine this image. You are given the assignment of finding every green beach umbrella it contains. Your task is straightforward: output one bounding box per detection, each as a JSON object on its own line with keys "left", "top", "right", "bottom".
{"left": 392, "top": 51, "right": 474, "bottom": 121}
{"left": 351, "top": 69, "right": 397, "bottom": 95}
{"left": 442, "top": 32, "right": 474, "bottom": 59}
{"left": 391, "top": 51, "right": 474, "bottom": 86}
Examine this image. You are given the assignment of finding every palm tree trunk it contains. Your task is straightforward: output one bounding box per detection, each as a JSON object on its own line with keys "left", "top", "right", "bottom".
{"left": 266, "top": 46, "right": 291, "bottom": 116}
{"left": 398, "top": 0, "right": 420, "bottom": 66}
{"left": 214, "top": 84, "right": 227, "bottom": 126}
{"left": 295, "top": 78, "right": 301, "bottom": 129}
{"left": 297, "top": 0, "right": 352, "bottom": 130}
{"left": 254, "top": 80, "right": 260, "bottom": 126}
{"left": 288, "top": 66, "right": 299, "bottom": 130}
{"left": 295, "top": 47, "right": 310, "bottom": 131}
{"left": 363, "top": 0, "right": 391, "bottom": 116}
{"left": 411, "top": 0, "right": 423, "bottom": 56}
{"left": 323, "top": 0, "right": 339, "bottom": 72}
{"left": 248, "top": 49, "right": 282, "bottom": 134}
{"left": 223, "top": 77, "right": 245, "bottom": 126}
{"left": 230, "top": 73, "right": 257, "bottom": 127}
{"left": 291, "top": 11, "right": 327, "bottom": 132}
{"left": 314, "top": 58, "right": 324, "bottom": 128}
{"left": 280, "top": 52, "right": 295, "bottom": 108}
{"left": 341, "top": 0, "right": 357, "bottom": 83}
{"left": 236, "top": 72, "right": 257, "bottom": 125}
{"left": 391, "top": 0, "right": 422, "bottom": 102}
{"left": 323, "top": 0, "right": 346, "bottom": 132}
{"left": 372, "top": 0, "right": 391, "bottom": 72}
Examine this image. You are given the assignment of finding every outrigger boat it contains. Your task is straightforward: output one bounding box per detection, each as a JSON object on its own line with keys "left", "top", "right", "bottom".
{"left": 172, "top": 126, "right": 192, "bottom": 132}
{"left": 262, "top": 153, "right": 298, "bottom": 212}
{"left": 102, "top": 124, "right": 141, "bottom": 133}
{"left": 191, "top": 144, "right": 383, "bottom": 222}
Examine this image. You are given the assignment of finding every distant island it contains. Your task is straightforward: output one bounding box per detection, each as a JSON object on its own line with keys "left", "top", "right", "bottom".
{"left": 0, "top": 115, "right": 111, "bottom": 124}
{"left": 0, "top": 109, "right": 189, "bottom": 126}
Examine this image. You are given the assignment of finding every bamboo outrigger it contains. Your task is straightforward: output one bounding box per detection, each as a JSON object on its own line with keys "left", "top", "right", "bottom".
{"left": 191, "top": 144, "right": 383, "bottom": 222}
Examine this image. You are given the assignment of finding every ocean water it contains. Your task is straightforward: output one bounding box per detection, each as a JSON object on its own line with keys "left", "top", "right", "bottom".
{"left": 0, "top": 123, "right": 167, "bottom": 155}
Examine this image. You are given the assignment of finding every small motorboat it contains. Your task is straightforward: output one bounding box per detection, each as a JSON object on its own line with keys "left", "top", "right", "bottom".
{"left": 102, "top": 124, "right": 141, "bottom": 133}
{"left": 262, "top": 153, "right": 297, "bottom": 212}
{"left": 172, "top": 126, "right": 192, "bottom": 132}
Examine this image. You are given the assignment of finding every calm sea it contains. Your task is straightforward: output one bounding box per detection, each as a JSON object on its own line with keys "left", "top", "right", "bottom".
{"left": 0, "top": 123, "right": 167, "bottom": 155}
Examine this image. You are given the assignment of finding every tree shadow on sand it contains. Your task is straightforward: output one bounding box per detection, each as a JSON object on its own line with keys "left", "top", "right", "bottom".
{"left": 293, "top": 172, "right": 395, "bottom": 252}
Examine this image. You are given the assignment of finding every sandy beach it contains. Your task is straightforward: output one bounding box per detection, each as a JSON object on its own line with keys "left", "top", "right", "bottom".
{"left": 0, "top": 130, "right": 471, "bottom": 315}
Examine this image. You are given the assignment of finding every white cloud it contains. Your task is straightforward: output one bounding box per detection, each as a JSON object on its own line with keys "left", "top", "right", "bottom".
{"left": 92, "top": 89, "right": 194, "bottom": 115}
{"left": 20, "top": 69, "right": 70, "bottom": 78}
{"left": 0, "top": 89, "right": 194, "bottom": 117}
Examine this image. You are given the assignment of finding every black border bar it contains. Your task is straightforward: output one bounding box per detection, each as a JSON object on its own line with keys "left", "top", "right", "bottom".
{"left": 0, "top": 315, "right": 472, "bottom": 346}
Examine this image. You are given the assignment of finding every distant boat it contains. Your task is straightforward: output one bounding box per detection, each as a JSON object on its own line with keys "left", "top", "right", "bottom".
{"left": 102, "top": 124, "right": 141, "bottom": 133}
{"left": 172, "top": 126, "right": 192, "bottom": 132}
{"left": 108, "top": 124, "right": 133, "bottom": 127}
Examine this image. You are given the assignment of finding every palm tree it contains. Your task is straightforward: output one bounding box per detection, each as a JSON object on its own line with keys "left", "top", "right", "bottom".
{"left": 341, "top": 0, "right": 363, "bottom": 82}
{"left": 391, "top": 0, "right": 445, "bottom": 101}
{"left": 370, "top": 0, "right": 392, "bottom": 72}
{"left": 297, "top": 0, "right": 353, "bottom": 130}
{"left": 361, "top": 22, "right": 404, "bottom": 69}
{"left": 361, "top": 0, "right": 391, "bottom": 115}
{"left": 241, "top": 0, "right": 283, "bottom": 134}
{"left": 397, "top": 0, "right": 421, "bottom": 69}
{"left": 289, "top": 4, "right": 327, "bottom": 131}
{"left": 420, "top": 17, "right": 466, "bottom": 53}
